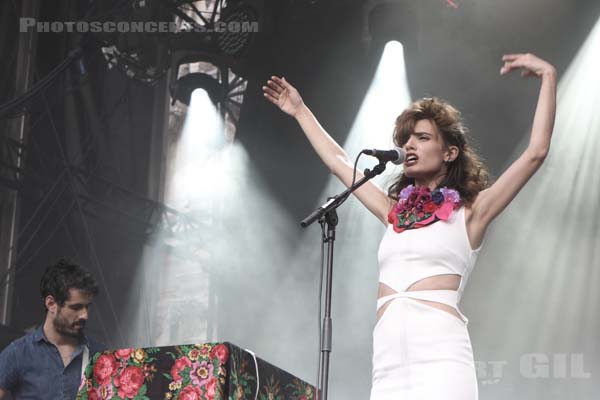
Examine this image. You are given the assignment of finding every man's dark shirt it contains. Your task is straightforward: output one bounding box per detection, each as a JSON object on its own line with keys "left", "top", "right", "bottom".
{"left": 0, "top": 325, "right": 105, "bottom": 399}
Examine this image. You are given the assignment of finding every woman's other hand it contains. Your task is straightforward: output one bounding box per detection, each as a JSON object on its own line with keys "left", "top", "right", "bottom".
{"left": 500, "top": 53, "right": 556, "bottom": 78}
{"left": 263, "top": 76, "right": 304, "bottom": 117}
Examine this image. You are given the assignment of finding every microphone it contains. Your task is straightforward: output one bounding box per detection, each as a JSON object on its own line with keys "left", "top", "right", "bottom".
{"left": 363, "top": 147, "right": 406, "bottom": 165}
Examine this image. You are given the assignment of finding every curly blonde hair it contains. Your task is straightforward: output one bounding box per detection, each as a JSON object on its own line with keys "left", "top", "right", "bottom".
{"left": 388, "top": 97, "right": 490, "bottom": 206}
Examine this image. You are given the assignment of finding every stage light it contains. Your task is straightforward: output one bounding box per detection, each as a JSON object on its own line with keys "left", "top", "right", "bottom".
{"left": 170, "top": 72, "right": 225, "bottom": 106}
{"left": 167, "top": 88, "right": 227, "bottom": 207}
{"left": 97, "top": 0, "right": 262, "bottom": 84}
{"left": 363, "top": 1, "right": 419, "bottom": 58}
{"left": 216, "top": 3, "right": 259, "bottom": 57}
{"left": 339, "top": 40, "right": 411, "bottom": 183}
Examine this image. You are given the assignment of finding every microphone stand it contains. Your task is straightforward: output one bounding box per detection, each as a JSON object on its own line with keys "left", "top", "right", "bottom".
{"left": 301, "top": 161, "right": 388, "bottom": 400}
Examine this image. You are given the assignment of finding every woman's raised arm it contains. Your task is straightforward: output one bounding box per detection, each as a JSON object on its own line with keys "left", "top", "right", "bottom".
{"left": 263, "top": 76, "right": 393, "bottom": 225}
{"left": 471, "top": 53, "right": 557, "bottom": 230}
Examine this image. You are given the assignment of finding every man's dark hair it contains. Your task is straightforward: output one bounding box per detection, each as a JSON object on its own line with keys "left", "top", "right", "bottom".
{"left": 40, "top": 258, "right": 99, "bottom": 308}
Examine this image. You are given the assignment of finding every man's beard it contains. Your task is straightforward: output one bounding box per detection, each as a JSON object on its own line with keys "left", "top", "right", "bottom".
{"left": 53, "top": 312, "right": 85, "bottom": 339}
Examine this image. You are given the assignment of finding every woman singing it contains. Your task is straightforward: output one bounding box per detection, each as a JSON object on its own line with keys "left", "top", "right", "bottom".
{"left": 262, "top": 53, "right": 556, "bottom": 399}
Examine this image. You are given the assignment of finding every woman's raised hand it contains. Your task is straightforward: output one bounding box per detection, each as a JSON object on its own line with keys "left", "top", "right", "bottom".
{"left": 500, "top": 53, "right": 556, "bottom": 78}
{"left": 262, "top": 76, "right": 304, "bottom": 117}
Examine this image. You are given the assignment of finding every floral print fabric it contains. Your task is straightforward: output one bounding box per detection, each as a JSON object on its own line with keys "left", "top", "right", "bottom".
{"left": 77, "top": 342, "right": 316, "bottom": 400}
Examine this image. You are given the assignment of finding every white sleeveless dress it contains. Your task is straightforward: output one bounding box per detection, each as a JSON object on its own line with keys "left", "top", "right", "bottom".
{"left": 370, "top": 206, "right": 482, "bottom": 400}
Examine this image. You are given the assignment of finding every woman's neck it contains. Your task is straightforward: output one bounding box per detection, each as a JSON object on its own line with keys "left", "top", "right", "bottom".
{"left": 414, "top": 177, "right": 445, "bottom": 191}
{"left": 414, "top": 166, "right": 449, "bottom": 190}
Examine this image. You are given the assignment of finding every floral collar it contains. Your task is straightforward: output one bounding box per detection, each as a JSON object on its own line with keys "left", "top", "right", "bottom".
{"left": 388, "top": 184, "right": 462, "bottom": 233}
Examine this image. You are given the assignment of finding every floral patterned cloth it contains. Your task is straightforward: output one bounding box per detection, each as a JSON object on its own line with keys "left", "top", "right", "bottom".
{"left": 76, "top": 342, "right": 316, "bottom": 400}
